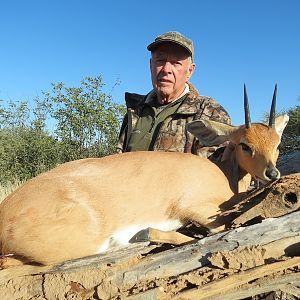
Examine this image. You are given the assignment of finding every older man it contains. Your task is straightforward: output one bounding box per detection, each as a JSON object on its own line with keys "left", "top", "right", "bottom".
{"left": 117, "top": 31, "right": 230, "bottom": 157}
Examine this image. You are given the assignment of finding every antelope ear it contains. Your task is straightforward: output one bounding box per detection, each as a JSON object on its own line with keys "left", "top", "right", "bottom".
{"left": 275, "top": 114, "right": 289, "bottom": 138}
{"left": 187, "top": 119, "right": 237, "bottom": 146}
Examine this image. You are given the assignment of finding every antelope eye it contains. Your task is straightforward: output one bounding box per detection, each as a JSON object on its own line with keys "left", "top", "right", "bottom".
{"left": 240, "top": 142, "right": 252, "bottom": 154}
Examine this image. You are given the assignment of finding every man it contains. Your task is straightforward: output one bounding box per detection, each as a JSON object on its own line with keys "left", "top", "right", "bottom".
{"left": 117, "top": 31, "right": 230, "bottom": 157}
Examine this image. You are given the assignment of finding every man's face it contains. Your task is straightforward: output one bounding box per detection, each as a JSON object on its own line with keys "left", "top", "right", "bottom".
{"left": 150, "top": 43, "right": 195, "bottom": 104}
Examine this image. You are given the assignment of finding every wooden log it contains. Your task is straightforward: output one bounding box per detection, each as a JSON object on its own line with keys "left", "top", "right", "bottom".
{"left": 171, "top": 257, "right": 300, "bottom": 300}
{"left": 0, "top": 210, "right": 300, "bottom": 299}
{"left": 220, "top": 173, "right": 300, "bottom": 227}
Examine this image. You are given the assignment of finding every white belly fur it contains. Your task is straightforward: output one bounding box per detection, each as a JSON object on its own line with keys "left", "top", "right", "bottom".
{"left": 97, "top": 219, "right": 183, "bottom": 253}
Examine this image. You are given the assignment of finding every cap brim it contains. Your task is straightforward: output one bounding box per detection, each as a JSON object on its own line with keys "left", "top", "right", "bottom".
{"left": 147, "top": 39, "right": 193, "bottom": 57}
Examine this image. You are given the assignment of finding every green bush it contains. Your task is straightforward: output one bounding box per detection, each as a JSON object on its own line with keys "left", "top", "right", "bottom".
{"left": 280, "top": 104, "right": 300, "bottom": 154}
{"left": 0, "top": 127, "right": 60, "bottom": 184}
{"left": 0, "top": 75, "right": 125, "bottom": 184}
{"left": 43, "top": 75, "right": 125, "bottom": 160}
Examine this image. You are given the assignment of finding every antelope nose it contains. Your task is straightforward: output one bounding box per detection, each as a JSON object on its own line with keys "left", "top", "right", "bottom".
{"left": 265, "top": 167, "right": 280, "bottom": 180}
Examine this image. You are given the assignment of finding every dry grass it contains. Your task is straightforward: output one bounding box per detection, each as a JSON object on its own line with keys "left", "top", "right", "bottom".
{"left": 0, "top": 179, "right": 25, "bottom": 203}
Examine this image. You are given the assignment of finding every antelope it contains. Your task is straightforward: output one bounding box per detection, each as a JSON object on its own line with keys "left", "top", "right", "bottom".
{"left": 0, "top": 85, "right": 288, "bottom": 267}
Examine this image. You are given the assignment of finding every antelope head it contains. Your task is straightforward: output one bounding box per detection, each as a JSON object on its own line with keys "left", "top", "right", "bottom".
{"left": 187, "top": 84, "right": 289, "bottom": 184}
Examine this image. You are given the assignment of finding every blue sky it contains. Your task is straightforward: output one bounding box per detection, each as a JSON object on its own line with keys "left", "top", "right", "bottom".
{"left": 0, "top": 0, "right": 299, "bottom": 125}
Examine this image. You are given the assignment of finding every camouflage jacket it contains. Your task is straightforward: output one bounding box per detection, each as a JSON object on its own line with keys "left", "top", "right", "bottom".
{"left": 116, "top": 83, "right": 231, "bottom": 157}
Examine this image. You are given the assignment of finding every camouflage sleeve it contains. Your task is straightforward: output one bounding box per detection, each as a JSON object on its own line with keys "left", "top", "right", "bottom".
{"left": 199, "top": 96, "right": 231, "bottom": 125}
{"left": 192, "top": 97, "right": 231, "bottom": 158}
{"left": 115, "top": 113, "right": 128, "bottom": 153}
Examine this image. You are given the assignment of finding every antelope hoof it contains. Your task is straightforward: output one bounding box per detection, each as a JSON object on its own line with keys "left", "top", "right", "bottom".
{"left": 0, "top": 255, "right": 26, "bottom": 269}
{"left": 129, "top": 228, "right": 151, "bottom": 243}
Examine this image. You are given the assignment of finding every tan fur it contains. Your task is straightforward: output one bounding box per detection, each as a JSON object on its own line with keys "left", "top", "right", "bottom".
{"left": 231, "top": 124, "right": 281, "bottom": 182}
{"left": 0, "top": 152, "right": 233, "bottom": 265}
{"left": 0, "top": 115, "right": 288, "bottom": 266}
{"left": 188, "top": 115, "right": 288, "bottom": 186}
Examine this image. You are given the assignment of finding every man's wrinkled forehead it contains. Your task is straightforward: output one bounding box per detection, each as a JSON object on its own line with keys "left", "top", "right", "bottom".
{"left": 151, "top": 43, "right": 191, "bottom": 60}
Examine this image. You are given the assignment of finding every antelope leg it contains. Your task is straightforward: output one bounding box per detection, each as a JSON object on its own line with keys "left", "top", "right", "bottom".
{"left": 129, "top": 227, "right": 195, "bottom": 245}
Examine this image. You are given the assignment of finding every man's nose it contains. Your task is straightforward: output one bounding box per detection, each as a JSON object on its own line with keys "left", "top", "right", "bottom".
{"left": 161, "top": 61, "right": 172, "bottom": 73}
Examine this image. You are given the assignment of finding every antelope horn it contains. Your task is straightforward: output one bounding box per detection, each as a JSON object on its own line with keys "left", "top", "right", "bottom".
{"left": 244, "top": 84, "right": 251, "bottom": 128}
{"left": 269, "top": 84, "right": 277, "bottom": 128}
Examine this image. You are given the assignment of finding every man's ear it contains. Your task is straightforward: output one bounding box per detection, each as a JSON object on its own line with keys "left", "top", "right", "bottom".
{"left": 274, "top": 114, "right": 289, "bottom": 138}
{"left": 186, "top": 63, "right": 196, "bottom": 81}
{"left": 187, "top": 119, "right": 237, "bottom": 146}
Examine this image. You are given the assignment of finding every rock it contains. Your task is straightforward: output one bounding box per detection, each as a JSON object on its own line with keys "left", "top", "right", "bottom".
{"left": 277, "top": 150, "right": 300, "bottom": 176}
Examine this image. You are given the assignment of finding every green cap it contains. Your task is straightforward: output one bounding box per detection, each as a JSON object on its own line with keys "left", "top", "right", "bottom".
{"left": 147, "top": 31, "right": 194, "bottom": 61}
